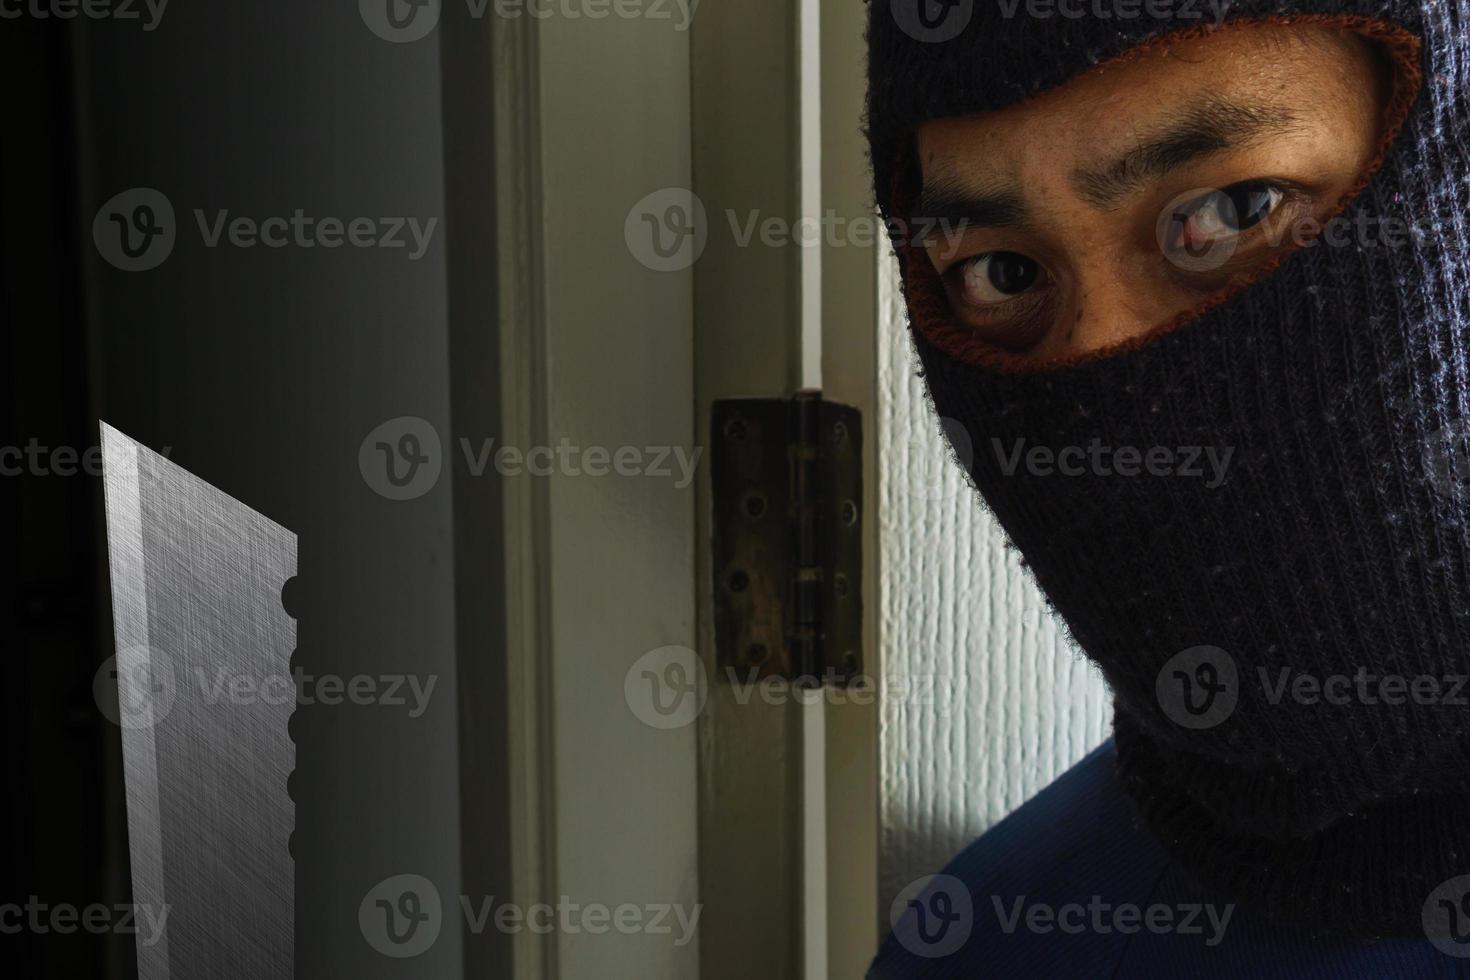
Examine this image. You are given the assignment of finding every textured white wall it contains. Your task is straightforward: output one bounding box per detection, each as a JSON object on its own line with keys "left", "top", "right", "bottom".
{"left": 876, "top": 253, "right": 1112, "bottom": 911}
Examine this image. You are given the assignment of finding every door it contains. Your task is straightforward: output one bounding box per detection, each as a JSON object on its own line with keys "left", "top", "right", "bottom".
{"left": 501, "top": 0, "right": 882, "bottom": 977}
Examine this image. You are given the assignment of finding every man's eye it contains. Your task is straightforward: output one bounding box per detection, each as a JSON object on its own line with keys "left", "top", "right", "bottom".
{"left": 960, "top": 251, "right": 1043, "bottom": 305}
{"left": 1168, "top": 181, "right": 1285, "bottom": 253}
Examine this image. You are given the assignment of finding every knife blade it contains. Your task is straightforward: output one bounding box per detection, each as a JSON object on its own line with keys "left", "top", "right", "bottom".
{"left": 99, "top": 421, "right": 296, "bottom": 979}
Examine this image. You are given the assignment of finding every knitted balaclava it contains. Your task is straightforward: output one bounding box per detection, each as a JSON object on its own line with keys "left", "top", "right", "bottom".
{"left": 871, "top": 2, "right": 1470, "bottom": 936}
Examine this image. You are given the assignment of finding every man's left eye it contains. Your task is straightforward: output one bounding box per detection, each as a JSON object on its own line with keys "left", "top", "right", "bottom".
{"left": 1167, "top": 181, "right": 1285, "bottom": 253}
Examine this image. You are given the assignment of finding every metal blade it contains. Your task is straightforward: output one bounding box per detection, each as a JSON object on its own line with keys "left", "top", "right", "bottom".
{"left": 100, "top": 422, "right": 296, "bottom": 980}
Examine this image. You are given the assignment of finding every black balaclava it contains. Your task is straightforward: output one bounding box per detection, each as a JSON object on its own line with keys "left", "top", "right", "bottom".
{"left": 870, "top": 3, "right": 1470, "bottom": 937}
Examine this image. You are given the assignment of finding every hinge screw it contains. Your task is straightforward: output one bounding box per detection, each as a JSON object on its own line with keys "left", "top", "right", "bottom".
{"left": 724, "top": 417, "right": 748, "bottom": 441}
{"left": 727, "top": 569, "right": 750, "bottom": 593}
{"left": 840, "top": 500, "right": 858, "bottom": 526}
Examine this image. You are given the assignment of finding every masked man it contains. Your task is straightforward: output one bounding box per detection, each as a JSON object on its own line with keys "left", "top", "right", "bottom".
{"left": 870, "top": 3, "right": 1470, "bottom": 975}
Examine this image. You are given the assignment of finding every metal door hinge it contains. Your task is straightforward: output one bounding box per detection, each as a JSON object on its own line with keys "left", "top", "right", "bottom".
{"left": 711, "top": 393, "right": 862, "bottom": 688}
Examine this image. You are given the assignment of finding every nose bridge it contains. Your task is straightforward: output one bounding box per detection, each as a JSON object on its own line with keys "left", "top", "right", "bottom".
{"left": 1013, "top": 128, "right": 1174, "bottom": 357}
{"left": 1065, "top": 249, "right": 1165, "bottom": 354}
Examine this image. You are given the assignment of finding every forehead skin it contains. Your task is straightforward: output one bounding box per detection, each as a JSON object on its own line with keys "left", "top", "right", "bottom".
{"left": 916, "top": 25, "right": 1387, "bottom": 206}
{"left": 917, "top": 22, "right": 1387, "bottom": 215}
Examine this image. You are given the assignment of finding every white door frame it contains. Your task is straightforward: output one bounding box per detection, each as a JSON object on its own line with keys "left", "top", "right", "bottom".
{"left": 494, "top": 1, "right": 880, "bottom": 976}
{"left": 493, "top": 7, "right": 700, "bottom": 980}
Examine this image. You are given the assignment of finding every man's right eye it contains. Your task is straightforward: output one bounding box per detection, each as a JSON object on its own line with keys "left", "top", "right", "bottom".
{"left": 959, "top": 251, "right": 1044, "bottom": 305}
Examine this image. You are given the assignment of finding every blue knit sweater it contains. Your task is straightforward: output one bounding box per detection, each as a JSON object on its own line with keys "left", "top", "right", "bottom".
{"left": 869, "top": 741, "right": 1470, "bottom": 978}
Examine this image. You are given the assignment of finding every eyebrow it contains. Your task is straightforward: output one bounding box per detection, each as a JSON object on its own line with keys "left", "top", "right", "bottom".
{"left": 914, "top": 175, "right": 1029, "bottom": 231}
{"left": 914, "top": 97, "right": 1303, "bottom": 228}
{"left": 1071, "top": 98, "right": 1301, "bottom": 208}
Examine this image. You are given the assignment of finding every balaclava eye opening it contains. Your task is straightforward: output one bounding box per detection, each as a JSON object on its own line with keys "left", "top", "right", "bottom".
{"left": 870, "top": 2, "right": 1470, "bottom": 938}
